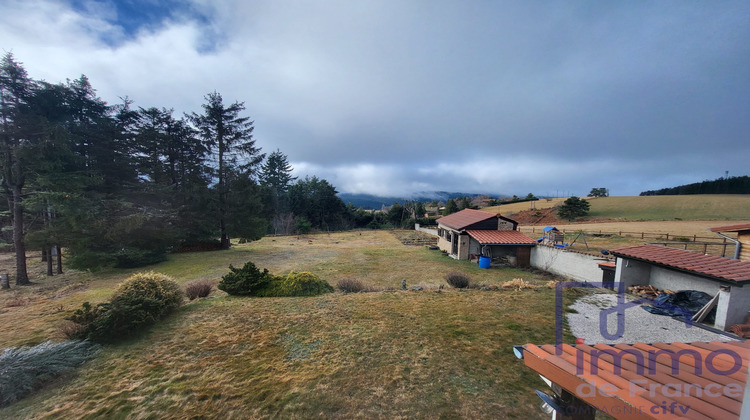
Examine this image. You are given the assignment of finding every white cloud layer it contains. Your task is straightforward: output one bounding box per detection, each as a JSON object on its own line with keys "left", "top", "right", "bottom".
{"left": 2, "top": 0, "right": 748, "bottom": 197}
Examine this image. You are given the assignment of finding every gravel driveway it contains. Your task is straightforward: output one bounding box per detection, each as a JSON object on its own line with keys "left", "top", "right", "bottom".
{"left": 566, "top": 293, "right": 739, "bottom": 344}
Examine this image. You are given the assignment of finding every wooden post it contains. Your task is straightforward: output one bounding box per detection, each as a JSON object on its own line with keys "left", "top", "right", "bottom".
{"left": 666, "top": 233, "right": 670, "bottom": 240}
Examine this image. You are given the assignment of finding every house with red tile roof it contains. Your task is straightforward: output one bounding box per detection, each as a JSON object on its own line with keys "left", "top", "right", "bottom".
{"left": 610, "top": 244, "right": 750, "bottom": 330}
{"left": 711, "top": 223, "right": 750, "bottom": 262}
{"left": 435, "top": 209, "right": 536, "bottom": 266}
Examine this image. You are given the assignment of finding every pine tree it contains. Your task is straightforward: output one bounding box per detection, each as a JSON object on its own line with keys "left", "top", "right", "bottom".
{"left": 191, "top": 92, "right": 264, "bottom": 249}
{"left": 0, "top": 53, "right": 36, "bottom": 284}
{"left": 259, "top": 149, "right": 296, "bottom": 196}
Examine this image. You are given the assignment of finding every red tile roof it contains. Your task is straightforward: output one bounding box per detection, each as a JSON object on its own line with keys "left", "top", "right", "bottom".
{"left": 436, "top": 209, "right": 499, "bottom": 230}
{"left": 610, "top": 244, "right": 750, "bottom": 283}
{"left": 710, "top": 223, "right": 750, "bottom": 233}
{"left": 519, "top": 340, "right": 750, "bottom": 420}
{"left": 466, "top": 230, "right": 537, "bottom": 245}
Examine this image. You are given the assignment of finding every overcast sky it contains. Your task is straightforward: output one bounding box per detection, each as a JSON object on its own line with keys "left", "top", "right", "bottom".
{"left": 2, "top": 0, "right": 749, "bottom": 197}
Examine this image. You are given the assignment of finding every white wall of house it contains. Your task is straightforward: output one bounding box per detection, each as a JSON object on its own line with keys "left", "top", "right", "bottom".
{"left": 530, "top": 246, "right": 607, "bottom": 283}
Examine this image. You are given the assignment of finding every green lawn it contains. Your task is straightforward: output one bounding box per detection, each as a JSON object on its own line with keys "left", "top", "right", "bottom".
{"left": 0, "top": 231, "right": 565, "bottom": 419}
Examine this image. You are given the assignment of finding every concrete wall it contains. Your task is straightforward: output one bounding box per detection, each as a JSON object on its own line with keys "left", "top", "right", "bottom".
{"left": 614, "top": 258, "right": 652, "bottom": 288}
{"left": 649, "top": 266, "right": 720, "bottom": 296}
{"left": 530, "top": 246, "right": 609, "bottom": 283}
{"left": 716, "top": 284, "right": 750, "bottom": 330}
{"left": 414, "top": 224, "right": 438, "bottom": 236}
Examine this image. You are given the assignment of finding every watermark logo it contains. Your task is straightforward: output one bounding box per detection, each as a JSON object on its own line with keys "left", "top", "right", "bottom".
{"left": 552, "top": 281, "right": 744, "bottom": 414}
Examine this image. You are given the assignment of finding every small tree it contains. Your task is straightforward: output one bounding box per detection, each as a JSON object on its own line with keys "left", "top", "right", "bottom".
{"left": 589, "top": 188, "right": 608, "bottom": 197}
{"left": 557, "top": 196, "right": 591, "bottom": 221}
{"left": 443, "top": 199, "right": 459, "bottom": 216}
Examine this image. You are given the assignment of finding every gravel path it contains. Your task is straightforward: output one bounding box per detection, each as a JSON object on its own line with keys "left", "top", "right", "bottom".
{"left": 567, "top": 293, "right": 739, "bottom": 344}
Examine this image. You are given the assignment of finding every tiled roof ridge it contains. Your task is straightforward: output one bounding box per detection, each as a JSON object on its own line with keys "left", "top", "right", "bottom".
{"left": 611, "top": 244, "right": 750, "bottom": 283}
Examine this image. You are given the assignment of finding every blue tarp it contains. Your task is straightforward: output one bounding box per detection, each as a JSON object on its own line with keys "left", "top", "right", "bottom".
{"left": 641, "top": 290, "right": 715, "bottom": 323}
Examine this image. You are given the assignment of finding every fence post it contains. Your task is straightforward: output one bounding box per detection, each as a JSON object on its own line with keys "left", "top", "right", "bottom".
{"left": 693, "top": 235, "right": 697, "bottom": 242}
{"left": 666, "top": 233, "right": 669, "bottom": 240}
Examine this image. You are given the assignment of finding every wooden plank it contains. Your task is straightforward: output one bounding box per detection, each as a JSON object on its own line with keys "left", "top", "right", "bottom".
{"left": 692, "top": 292, "right": 720, "bottom": 323}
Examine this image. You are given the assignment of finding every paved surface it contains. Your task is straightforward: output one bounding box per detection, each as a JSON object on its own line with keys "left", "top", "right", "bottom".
{"left": 567, "top": 293, "right": 739, "bottom": 344}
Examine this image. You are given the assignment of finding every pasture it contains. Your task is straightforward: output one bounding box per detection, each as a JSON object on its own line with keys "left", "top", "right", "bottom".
{"left": 0, "top": 231, "right": 561, "bottom": 419}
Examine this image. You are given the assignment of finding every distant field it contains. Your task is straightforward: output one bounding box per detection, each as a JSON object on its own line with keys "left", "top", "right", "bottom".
{"left": 586, "top": 195, "right": 750, "bottom": 220}
{"left": 486, "top": 195, "right": 750, "bottom": 221}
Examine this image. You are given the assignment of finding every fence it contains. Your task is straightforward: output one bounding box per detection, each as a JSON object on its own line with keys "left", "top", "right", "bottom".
{"left": 520, "top": 227, "right": 738, "bottom": 258}
{"left": 520, "top": 227, "right": 724, "bottom": 243}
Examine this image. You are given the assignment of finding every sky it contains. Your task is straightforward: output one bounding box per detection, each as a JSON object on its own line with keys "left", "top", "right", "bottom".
{"left": 2, "top": 0, "right": 749, "bottom": 198}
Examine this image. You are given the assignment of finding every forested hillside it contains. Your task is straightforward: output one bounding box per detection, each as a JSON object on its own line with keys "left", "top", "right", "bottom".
{"left": 640, "top": 176, "right": 750, "bottom": 196}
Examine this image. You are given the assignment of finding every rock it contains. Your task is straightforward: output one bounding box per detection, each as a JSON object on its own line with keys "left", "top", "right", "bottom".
{"left": 410, "top": 286, "right": 423, "bottom": 291}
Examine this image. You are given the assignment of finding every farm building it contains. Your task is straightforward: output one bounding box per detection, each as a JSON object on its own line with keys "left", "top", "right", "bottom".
{"left": 436, "top": 209, "right": 536, "bottom": 266}
{"left": 610, "top": 244, "right": 750, "bottom": 330}
{"left": 710, "top": 223, "right": 750, "bottom": 261}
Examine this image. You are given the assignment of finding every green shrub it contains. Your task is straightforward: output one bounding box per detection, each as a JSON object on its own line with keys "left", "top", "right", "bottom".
{"left": 260, "top": 271, "right": 334, "bottom": 297}
{"left": 69, "top": 272, "right": 183, "bottom": 343}
{"left": 218, "top": 262, "right": 273, "bottom": 296}
{"left": 114, "top": 248, "right": 168, "bottom": 268}
{"left": 445, "top": 272, "right": 471, "bottom": 288}
{"left": 0, "top": 340, "right": 100, "bottom": 407}
{"left": 185, "top": 280, "right": 214, "bottom": 300}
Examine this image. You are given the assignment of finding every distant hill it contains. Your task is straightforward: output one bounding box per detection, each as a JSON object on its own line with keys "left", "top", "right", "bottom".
{"left": 338, "top": 192, "right": 498, "bottom": 209}
{"left": 640, "top": 176, "right": 750, "bottom": 196}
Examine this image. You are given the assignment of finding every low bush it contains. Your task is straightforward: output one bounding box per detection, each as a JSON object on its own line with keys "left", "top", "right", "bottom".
{"left": 176, "top": 239, "right": 223, "bottom": 253}
{"left": 337, "top": 278, "right": 369, "bottom": 293}
{"left": 185, "top": 280, "right": 213, "bottom": 300}
{"left": 0, "top": 340, "right": 100, "bottom": 407}
{"left": 218, "top": 262, "right": 273, "bottom": 296}
{"left": 260, "top": 271, "right": 334, "bottom": 297}
{"left": 69, "top": 272, "right": 183, "bottom": 343}
{"left": 445, "top": 272, "right": 471, "bottom": 288}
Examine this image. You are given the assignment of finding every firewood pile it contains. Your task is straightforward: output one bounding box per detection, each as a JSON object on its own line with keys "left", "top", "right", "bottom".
{"left": 627, "top": 285, "right": 675, "bottom": 298}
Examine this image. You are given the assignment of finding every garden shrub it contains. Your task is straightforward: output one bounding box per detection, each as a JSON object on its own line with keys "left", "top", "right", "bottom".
{"left": 259, "top": 271, "right": 334, "bottom": 297}
{"left": 337, "top": 278, "right": 369, "bottom": 293}
{"left": 185, "top": 280, "right": 214, "bottom": 300}
{"left": 217, "top": 262, "right": 273, "bottom": 296}
{"left": 445, "top": 272, "right": 471, "bottom": 288}
{"left": 69, "top": 272, "right": 183, "bottom": 343}
{"left": 0, "top": 340, "right": 100, "bottom": 407}
{"left": 114, "top": 248, "right": 168, "bottom": 268}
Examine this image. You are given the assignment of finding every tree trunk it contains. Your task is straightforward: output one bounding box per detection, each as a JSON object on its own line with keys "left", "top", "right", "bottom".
{"left": 12, "top": 185, "right": 29, "bottom": 285}
{"left": 56, "top": 245, "right": 63, "bottom": 274}
{"left": 46, "top": 247, "right": 53, "bottom": 276}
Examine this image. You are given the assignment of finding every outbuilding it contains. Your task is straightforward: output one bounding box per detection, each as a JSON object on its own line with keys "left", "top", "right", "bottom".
{"left": 436, "top": 209, "right": 536, "bottom": 267}
{"left": 611, "top": 244, "right": 750, "bottom": 330}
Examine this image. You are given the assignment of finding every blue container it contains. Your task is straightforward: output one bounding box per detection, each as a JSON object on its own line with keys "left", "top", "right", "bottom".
{"left": 478, "top": 256, "right": 491, "bottom": 269}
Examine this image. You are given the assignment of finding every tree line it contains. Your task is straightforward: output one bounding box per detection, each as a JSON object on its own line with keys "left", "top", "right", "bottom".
{"left": 0, "top": 53, "right": 395, "bottom": 285}
{"left": 640, "top": 176, "right": 750, "bottom": 196}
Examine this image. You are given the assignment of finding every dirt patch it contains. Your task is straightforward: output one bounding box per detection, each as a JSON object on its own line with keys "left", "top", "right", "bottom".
{"left": 391, "top": 230, "right": 438, "bottom": 246}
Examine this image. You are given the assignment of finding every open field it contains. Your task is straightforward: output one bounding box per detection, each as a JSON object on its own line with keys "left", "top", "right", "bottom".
{"left": 487, "top": 195, "right": 750, "bottom": 221}
{"left": 0, "top": 231, "right": 564, "bottom": 419}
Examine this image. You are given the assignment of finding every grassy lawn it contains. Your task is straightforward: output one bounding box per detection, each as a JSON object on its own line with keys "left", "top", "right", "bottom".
{"left": 1, "top": 230, "right": 564, "bottom": 419}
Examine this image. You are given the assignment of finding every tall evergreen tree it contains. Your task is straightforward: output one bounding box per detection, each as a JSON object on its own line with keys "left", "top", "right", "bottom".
{"left": 259, "top": 149, "right": 296, "bottom": 196}
{"left": 191, "top": 92, "right": 264, "bottom": 249}
{"left": 0, "top": 53, "right": 36, "bottom": 284}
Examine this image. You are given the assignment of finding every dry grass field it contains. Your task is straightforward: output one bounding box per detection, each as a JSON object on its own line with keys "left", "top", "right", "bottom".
{"left": 0, "top": 231, "right": 564, "bottom": 419}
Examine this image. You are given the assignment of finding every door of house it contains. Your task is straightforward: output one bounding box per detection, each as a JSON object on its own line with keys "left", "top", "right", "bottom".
{"left": 451, "top": 233, "right": 458, "bottom": 255}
